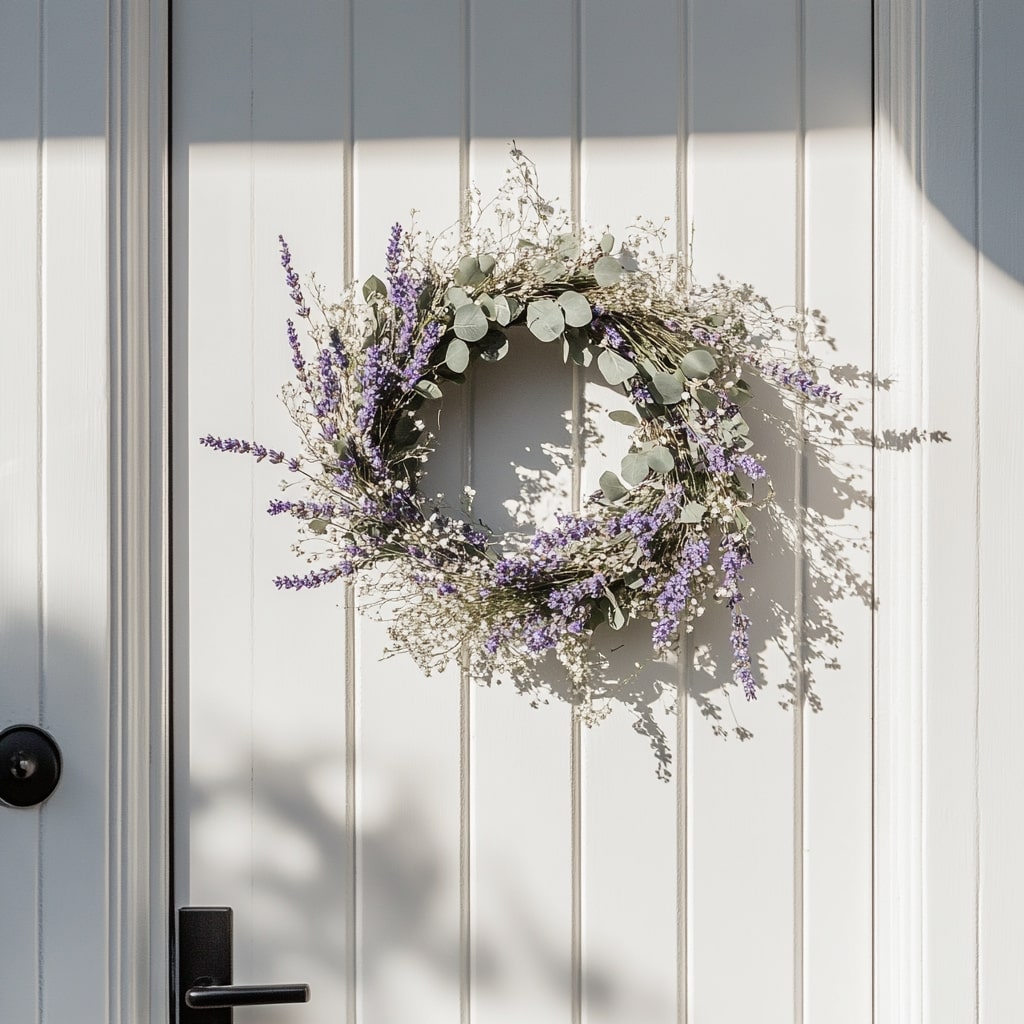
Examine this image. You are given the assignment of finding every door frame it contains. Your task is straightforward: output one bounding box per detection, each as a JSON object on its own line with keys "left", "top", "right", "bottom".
{"left": 113, "top": 0, "right": 926, "bottom": 1019}
{"left": 109, "top": 1, "right": 171, "bottom": 1021}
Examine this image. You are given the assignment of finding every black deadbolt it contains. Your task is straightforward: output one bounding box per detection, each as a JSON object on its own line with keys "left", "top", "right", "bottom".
{"left": 0, "top": 726, "right": 62, "bottom": 808}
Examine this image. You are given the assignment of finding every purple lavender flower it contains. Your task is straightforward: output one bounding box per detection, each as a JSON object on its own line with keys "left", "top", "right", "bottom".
{"left": 328, "top": 326, "right": 349, "bottom": 369}
{"left": 719, "top": 534, "right": 758, "bottom": 699}
{"left": 402, "top": 320, "right": 443, "bottom": 389}
{"left": 599, "top": 322, "right": 630, "bottom": 356}
{"left": 385, "top": 223, "right": 403, "bottom": 280}
{"left": 267, "top": 499, "right": 337, "bottom": 519}
{"left": 733, "top": 453, "right": 766, "bottom": 479}
{"left": 651, "top": 536, "right": 710, "bottom": 650}
{"left": 274, "top": 562, "right": 353, "bottom": 590}
{"left": 356, "top": 337, "right": 398, "bottom": 435}
{"left": 748, "top": 356, "right": 841, "bottom": 403}
{"left": 200, "top": 435, "right": 286, "bottom": 464}
{"left": 391, "top": 271, "right": 421, "bottom": 355}
{"left": 287, "top": 319, "right": 306, "bottom": 375}
{"left": 278, "top": 236, "right": 310, "bottom": 318}
{"left": 630, "top": 379, "right": 653, "bottom": 404}
{"left": 315, "top": 346, "right": 343, "bottom": 420}
{"left": 731, "top": 612, "right": 758, "bottom": 700}
{"left": 719, "top": 534, "right": 750, "bottom": 610}
{"left": 528, "top": 512, "right": 599, "bottom": 555}
{"left": 705, "top": 444, "right": 731, "bottom": 474}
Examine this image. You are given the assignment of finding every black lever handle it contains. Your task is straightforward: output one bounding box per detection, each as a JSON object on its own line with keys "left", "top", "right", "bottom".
{"left": 178, "top": 908, "right": 310, "bottom": 1022}
{"left": 186, "top": 983, "right": 310, "bottom": 1009}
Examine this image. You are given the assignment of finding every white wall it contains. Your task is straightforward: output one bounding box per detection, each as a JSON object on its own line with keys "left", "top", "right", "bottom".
{"left": 0, "top": 0, "right": 1020, "bottom": 1022}
{"left": 0, "top": 1, "right": 114, "bottom": 1021}
{"left": 174, "top": 3, "right": 871, "bottom": 1023}
{"left": 874, "top": 0, "right": 1024, "bottom": 1017}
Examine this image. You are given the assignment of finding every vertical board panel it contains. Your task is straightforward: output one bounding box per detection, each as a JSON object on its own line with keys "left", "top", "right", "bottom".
{"left": 802, "top": 1, "right": 873, "bottom": 1019}
{"left": 351, "top": 2, "right": 463, "bottom": 1021}
{"left": 579, "top": 2, "right": 682, "bottom": 1023}
{"left": 686, "top": 1, "right": 800, "bottom": 1020}
{"left": 978, "top": 0, "right": 1024, "bottom": 1014}
{"left": 0, "top": 4, "right": 43, "bottom": 1022}
{"left": 467, "top": 3, "right": 575, "bottom": 1022}
{"left": 173, "top": 3, "right": 352, "bottom": 1020}
{"left": 872, "top": 1, "right": 926, "bottom": 1016}
{"left": 38, "top": 1, "right": 111, "bottom": 1021}
{"left": 920, "top": 0, "right": 981, "bottom": 1019}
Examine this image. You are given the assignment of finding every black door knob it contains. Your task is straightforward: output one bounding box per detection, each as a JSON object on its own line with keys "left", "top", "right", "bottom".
{"left": 0, "top": 726, "right": 61, "bottom": 808}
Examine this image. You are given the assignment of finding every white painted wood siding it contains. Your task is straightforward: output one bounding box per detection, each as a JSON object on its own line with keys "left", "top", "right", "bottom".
{"left": 874, "top": 0, "right": 1024, "bottom": 1018}
{"left": 173, "top": 3, "right": 873, "bottom": 1023}
{"left": 0, "top": 2, "right": 114, "bottom": 1021}
{"left": 2, "top": 0, "right": 1022, "bottom": 1022}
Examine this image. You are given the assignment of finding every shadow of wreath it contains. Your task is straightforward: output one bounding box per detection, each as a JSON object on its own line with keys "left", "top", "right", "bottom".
{"left": 441, "top": 352, "right": 947, "bottom": 780}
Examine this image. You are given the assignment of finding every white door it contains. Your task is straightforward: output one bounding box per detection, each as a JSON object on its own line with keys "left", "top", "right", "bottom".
{"left": 172, "top": 2, "right": 872, "bottom": 1022}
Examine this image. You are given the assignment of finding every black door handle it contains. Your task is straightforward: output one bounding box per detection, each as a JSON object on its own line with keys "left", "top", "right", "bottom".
{"left": 178, "top": 907, "right": 310, "bottom": 1022}
{"left": 185, "top": 982, "right": 310, "bottom": 1009}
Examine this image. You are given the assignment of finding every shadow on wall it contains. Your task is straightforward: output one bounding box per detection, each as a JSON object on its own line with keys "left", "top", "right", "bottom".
{"left": 158, "top": 0, "right": 1022, "bottom": 290}
{"left": 3, "top": 3, "right": 1019, "bottom": 284}
{"left": 458, "top": 349, "right": 947, "bottom": 781}
{"left": 186, "top": 743, "right": 649, "bottom": 1020}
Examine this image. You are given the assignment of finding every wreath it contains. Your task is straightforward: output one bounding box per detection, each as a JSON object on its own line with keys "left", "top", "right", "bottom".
{"left": 202, "top": 149, "right": 838, "bottom": 708}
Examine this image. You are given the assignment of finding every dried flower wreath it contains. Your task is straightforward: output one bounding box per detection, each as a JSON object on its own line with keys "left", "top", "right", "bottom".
{"left": 202, "top": 149, "right": 838, "bottom": 703}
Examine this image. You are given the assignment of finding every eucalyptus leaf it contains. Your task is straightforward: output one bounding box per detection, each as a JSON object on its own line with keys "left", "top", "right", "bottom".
{"left": 599, "top": 471, "right": 628, "bottom": 502}
{"left": 445, "top": 337, "right": 471, "bottom": 373}
{"left": 623, "top": 568, "right": 647, "bottom": 589}
{"left": 454, "top": 255, "right": 481, "bottom": 287}
{"left": 597, "top": 348, "right": 637, "bottom": 386}
{"left": 678, "top": 501, "right": 707, "bottom": 524}
{"left": 479, "top": 332, "right": 510, "bottom": 361}
{"left": 646, "top": 445, "right": 675, "bottom": 474}
{"left": 733, "top": 509, "right": 751, "bottom": 530}
{"left": 414, "top": 379, "right": 443, "bottom": 400}
{"left": 534, "top": 259, "right": 566, "bottom": 283}
{"left": 392, "top": 414, "right": 423, "bottom": 448}
{"left": 600, "top": 232, "right": 615, "bottom": 254}
{"left": 563, "top": 334, "right": 593, "bottom": 367}
{"left": 557, "top": 290, "right": 593, "bottom": 327}
{"left": 555, "top": 233, "right": 580, "bottom": 260}
{"left": 601, "top": 588, "right": 627, "bottom": 630}
{"left": 477, "top": 293, "right": 498, "bottom": 320}
{"left": 308, "top": 518, "right": 328, "bottom": 535}
{"left": 445, "top": 286, "right": 473, "bottom": 309}
{"left": 362, "top": 274, "right": 387, "bottom": 302}
{"left": 436, "top": 367, "right": 467, "bottom": 383}
{"left": 621, "top": 452, "right": 649, "bottom": 486}
{"left": 727, "top": 380, "right": 753, "bottom": 406}
{"left": 593, "top": 255, "right": 623, "bottom": 287}
{"left": 526, "top": 298, "right": 565, "bottom": 342}
{"left": 695, "top": 387, "right": 720, "bottom": 412}
{"left": 608, "top": 409, "right": 640, "bottom": 428}
{"left": 477, "top": 253, "right": 496, "bottom": 276}
{"left": 649, "top": 371, "right": 684, "bottom": 404}
{"left": 454, "top": 302, "right": 488, "bottom": 342}
{"left": 680, "top": 348, "right": 718, "bottom": 379}
{"left": 493, "top": 294, "right": 513, "bottom": 326}
{"left": 707, "top": 313, "right": 726, "bottom": 327}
